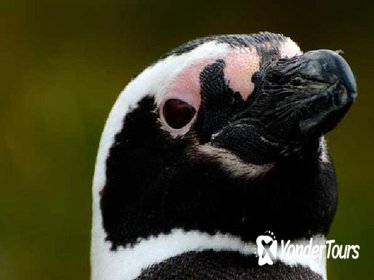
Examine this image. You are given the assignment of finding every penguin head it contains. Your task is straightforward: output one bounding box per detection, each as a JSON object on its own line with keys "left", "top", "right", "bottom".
{"left": 93, "top": 33, "right": 356, "bottom": 254}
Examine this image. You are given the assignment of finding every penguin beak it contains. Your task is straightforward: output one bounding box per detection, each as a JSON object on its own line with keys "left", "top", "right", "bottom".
{"left": 263, "top": 49, "right": 357, "bottom": 138}
{"left": 242, "top": 49, "right": 357, "bottom": 141}
{"left": 210, "top": 50, "right": 357, "bottom": 164}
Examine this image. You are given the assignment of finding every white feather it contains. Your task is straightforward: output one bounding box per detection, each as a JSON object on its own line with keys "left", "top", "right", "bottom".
{"left": 92, "top": 228, "right": 326, "bottom": 280}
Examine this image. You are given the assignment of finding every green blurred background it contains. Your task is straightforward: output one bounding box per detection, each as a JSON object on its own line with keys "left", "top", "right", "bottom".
{"left": 0, "top": 0, "right": 372, "bottom": 279}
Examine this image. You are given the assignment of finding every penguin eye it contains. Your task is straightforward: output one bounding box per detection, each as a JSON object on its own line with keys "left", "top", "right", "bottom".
{"left": 162, "top": 99, "right": 196, "bottom": 129}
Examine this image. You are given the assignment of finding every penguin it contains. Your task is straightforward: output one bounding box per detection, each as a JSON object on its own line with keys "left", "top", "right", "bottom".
{"left": 91, "top": 32, "right": 357, "bottom": 280}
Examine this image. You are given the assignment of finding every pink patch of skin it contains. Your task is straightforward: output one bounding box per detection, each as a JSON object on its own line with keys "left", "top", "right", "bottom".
{"left": 159, "top": 60, "right": 214, "bottom": 136}
{"left": 224, "top": 40, "right": 302, "bottom": 100}
{"left": 162, "top": 61, "right": 209, "bottom": 110}
{"left": 159, "top": 39, "right": 301, "bottom": 137}
{"left": 224, "top": 49, "right": 260, "bottom": 100}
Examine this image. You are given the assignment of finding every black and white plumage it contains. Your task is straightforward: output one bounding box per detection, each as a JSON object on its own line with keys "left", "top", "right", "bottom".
{"left": 91, "top": 32, "right": 356, "bottom": 280}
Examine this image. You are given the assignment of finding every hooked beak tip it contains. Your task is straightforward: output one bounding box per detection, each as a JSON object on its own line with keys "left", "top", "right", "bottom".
{"left": 306, "top": 49, "right": 357, "bottom": 99}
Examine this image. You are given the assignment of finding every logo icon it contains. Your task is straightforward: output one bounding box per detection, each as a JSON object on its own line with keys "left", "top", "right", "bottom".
{"left": 256, "top": 231, "right": 277, "bottom": 266}
{"left": 255, "top": 231, "right": 360, "bottom": 266}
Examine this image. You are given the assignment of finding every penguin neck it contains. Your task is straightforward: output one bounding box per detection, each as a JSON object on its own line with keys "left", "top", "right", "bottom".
{"left": 91, "top": 227, "right": 327, "bottom": 280}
